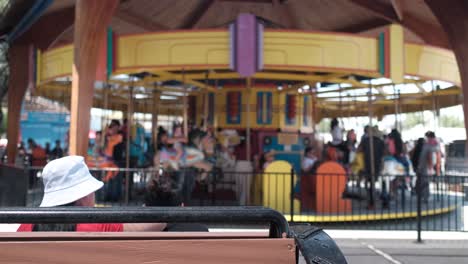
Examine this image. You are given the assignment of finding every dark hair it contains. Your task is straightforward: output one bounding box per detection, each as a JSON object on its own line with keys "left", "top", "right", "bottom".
{"left": 32, "top": 202, "right": 77, "bottom": 232}
{"left": 109, "top": 119, "right": 121, "bottom": 128}
{"left": 188, "top": 129, "right": 207, "bottom": 147}
{"left": 425, "top": 131, "right": 436, "bottom": 139}
{"left": 145, "top": 178, "right": 180, "bottom": 206}
{"left": 411, "top": 138, "right": 425, "bottom": 172}
{"left": 304, "top": 146, "right": 314, "bottom": 156}
{"left": 331, "top": 118, "right": 339, "bottom": 130}
{"left": 259, "top": 154, "right": 266, "bottom": 171}
{"left": 364, "top": 125, "right": 370, "bottom": 133}
{"left": 389, "top": 129, "right": 403, "bottom": 155}
{"left": 157, "top": 127, "right": 168, "bottom": 150}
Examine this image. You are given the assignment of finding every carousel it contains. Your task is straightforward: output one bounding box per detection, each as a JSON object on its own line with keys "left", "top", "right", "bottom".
{"left": 30, "top": 11, "right": 462, "bottom": 222}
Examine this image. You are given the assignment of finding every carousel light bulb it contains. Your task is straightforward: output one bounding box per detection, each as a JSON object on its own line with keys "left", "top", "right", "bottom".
{"left": 277, "top": 85, "right": 283, "bottom": 91}
{"left": 303, "top": 85, "right": 310, "bottom": 90}
{"left": 298, "top": 88, "right": 303, "bottom": 93}
{"left": 316, "top": 82, "right": 321, "bottom": 89}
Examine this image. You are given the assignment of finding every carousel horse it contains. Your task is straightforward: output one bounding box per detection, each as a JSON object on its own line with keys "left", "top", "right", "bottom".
{"left": 159, "top": 128, "right": 213, "bottom": 173}
{"left": 380, "top": 155, "right": 415, "bottom": 199}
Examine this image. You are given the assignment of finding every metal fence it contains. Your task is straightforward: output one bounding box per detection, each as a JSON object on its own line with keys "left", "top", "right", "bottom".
{"left": 24, "top": 166, "right": 468, "bottom": 232}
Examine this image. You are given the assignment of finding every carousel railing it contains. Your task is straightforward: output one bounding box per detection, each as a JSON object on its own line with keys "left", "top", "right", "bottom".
{"left": 20, "top": 166, "right": 468, "bottom": 232}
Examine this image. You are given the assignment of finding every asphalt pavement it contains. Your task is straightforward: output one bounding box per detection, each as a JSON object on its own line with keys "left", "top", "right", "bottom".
{"left": 334, "top": 238, "right": 468, "bottom": 264}
{"left": 322, "top": 230, "right": 468, "bottom": 264}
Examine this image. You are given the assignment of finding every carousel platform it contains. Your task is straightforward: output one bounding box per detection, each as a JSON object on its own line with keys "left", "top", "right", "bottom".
{"left": 283, "top": 194, "right": 459, "bottom": 223}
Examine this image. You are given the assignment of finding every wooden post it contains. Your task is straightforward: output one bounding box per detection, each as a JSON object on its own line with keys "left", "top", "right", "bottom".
{"left": 69, "top": 0, "right": 118, "bottom": 156}
{"left": 246, "top": 78, "right": 252, "bottom": 161}
{"left": 6, "top": 45, "right": 29, "bottom": 164}
{"left": 426, "top": 0, "right": 468, "bottom": 156}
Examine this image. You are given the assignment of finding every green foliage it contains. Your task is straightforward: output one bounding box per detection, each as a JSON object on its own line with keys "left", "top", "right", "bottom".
{"left": 401, "top": 112, "right": 425, "bottom": 130}
{"left": 439, "top": 114, "right": 464, "bottom": 128}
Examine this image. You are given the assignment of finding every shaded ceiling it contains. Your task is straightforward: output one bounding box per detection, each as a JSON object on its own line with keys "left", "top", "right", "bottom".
{"left": 42, "top": 0, "right": 448, "bottom": 49}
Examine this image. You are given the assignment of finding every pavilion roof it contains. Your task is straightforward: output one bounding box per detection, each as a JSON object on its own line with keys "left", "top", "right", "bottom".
{"left": 40, "top": 0, "right": 449, "bottom": 49}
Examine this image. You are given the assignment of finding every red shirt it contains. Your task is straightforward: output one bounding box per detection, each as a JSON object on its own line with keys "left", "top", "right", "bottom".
{"left": 17, "top": 223, "right": 123, "bottom": 232}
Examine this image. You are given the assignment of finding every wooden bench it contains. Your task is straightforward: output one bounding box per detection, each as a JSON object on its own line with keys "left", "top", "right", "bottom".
{"left": 0, "top": 207, "right": 347, "bottom": 264}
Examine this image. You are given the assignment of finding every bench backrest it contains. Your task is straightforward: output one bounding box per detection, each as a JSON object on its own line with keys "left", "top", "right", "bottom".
{"left": 0, "top": 232, "right": 295, "bottom": 264}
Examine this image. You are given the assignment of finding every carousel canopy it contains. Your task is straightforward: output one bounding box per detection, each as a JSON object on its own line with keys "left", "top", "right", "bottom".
{"left": 8, "top": 0, "right": 463, "bottom": 119}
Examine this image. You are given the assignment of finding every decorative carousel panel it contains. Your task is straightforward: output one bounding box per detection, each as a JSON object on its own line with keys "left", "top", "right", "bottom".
{"left": 405, "top": 43, "right": 460, "bottom": 85}
{"left": 116, "top": 30, "right": 230, "bottom": 72}
{"left": 38, "top": 44, "right": 73, "bottom": 84}
{"left": 263, "top": 31, "right": 378, "bottom": 74}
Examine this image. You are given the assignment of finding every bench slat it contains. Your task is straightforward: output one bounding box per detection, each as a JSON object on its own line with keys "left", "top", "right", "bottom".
{"left": 0, "top": 231, "right": 269, "bottom": 240}
{"left": 0, "top": 238, "right": 295, "bottom": 264}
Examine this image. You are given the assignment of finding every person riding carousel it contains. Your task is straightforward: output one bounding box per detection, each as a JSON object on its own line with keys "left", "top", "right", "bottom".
{"left": 157, "top": 125, "right": 212, "bottom": 173}
{"left": 326, "top": 118, "right": 347, "bottom": 162}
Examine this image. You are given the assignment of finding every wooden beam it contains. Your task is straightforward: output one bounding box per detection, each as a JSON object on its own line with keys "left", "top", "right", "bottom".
{"left": 390, "top": 0, "right": 404, "bottom": 21}
{"left": 7, "top": 7, "right": 76, "bottom": 163}
{"left": 115, "top": 9, "right": 168, "bottom": 31}
{"left": 219, "top": 0, "right": 272, "bottom": 2}
{"left": 272, "top": 0, "right": 298, "bottom": 29}
{"left": 6, "top": 46, "right": 30, "bottom": 164}
{"left": 180, "top": 0, "right": 216, "bottom": 29}
{"left": 16, "top": 7, "right": 75, "bottom": 49}
{"left": 402, "top": 15, "right": 450, "bottom": 48}
{"left": 69, "top": 0, "right": 119, "bottom": 156}
{"left": 349, "top": 0, "right": 450, "bottom": 48}
{"left": 338, "top": 18, "right": 390, "bottom": 33}
{"left": 425, "top": 0, "right": 468, "bottom": 154}
{"left": 348, "top": 0, "right": 399, "bottom": 22}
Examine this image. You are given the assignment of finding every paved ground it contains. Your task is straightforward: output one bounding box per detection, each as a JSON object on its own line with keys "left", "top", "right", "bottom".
{"left": 334, "top": 238, "right": 468, "bottom": 264}
{"left": 324, "top": 230, "right": 468, "bottom": 264}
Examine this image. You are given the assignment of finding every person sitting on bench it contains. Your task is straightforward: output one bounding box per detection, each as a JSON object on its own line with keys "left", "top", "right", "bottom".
{"left": 17, "top": 156, "right": 166, "bottom": 232}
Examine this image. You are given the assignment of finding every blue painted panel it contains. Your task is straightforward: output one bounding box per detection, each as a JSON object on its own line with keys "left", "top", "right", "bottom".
{"left": 20, "top": 111, "right": 70, "bottom": 147}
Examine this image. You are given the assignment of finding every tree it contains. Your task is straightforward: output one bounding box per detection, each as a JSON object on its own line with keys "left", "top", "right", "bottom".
{"left": 439, "top": 114, "right": 464, "bottom": 128}
{"left": 401, "top": 112, "right": 426, "bottom": 130}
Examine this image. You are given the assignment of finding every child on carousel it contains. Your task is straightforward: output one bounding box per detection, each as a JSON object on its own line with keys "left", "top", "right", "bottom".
{"left": 157, "top": 125, "right": 212, "bottom": 174}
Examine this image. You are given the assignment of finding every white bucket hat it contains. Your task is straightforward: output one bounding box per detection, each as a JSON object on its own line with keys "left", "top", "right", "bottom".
{"left": 39, "top": 156, "right": 103, "bottom": 207}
